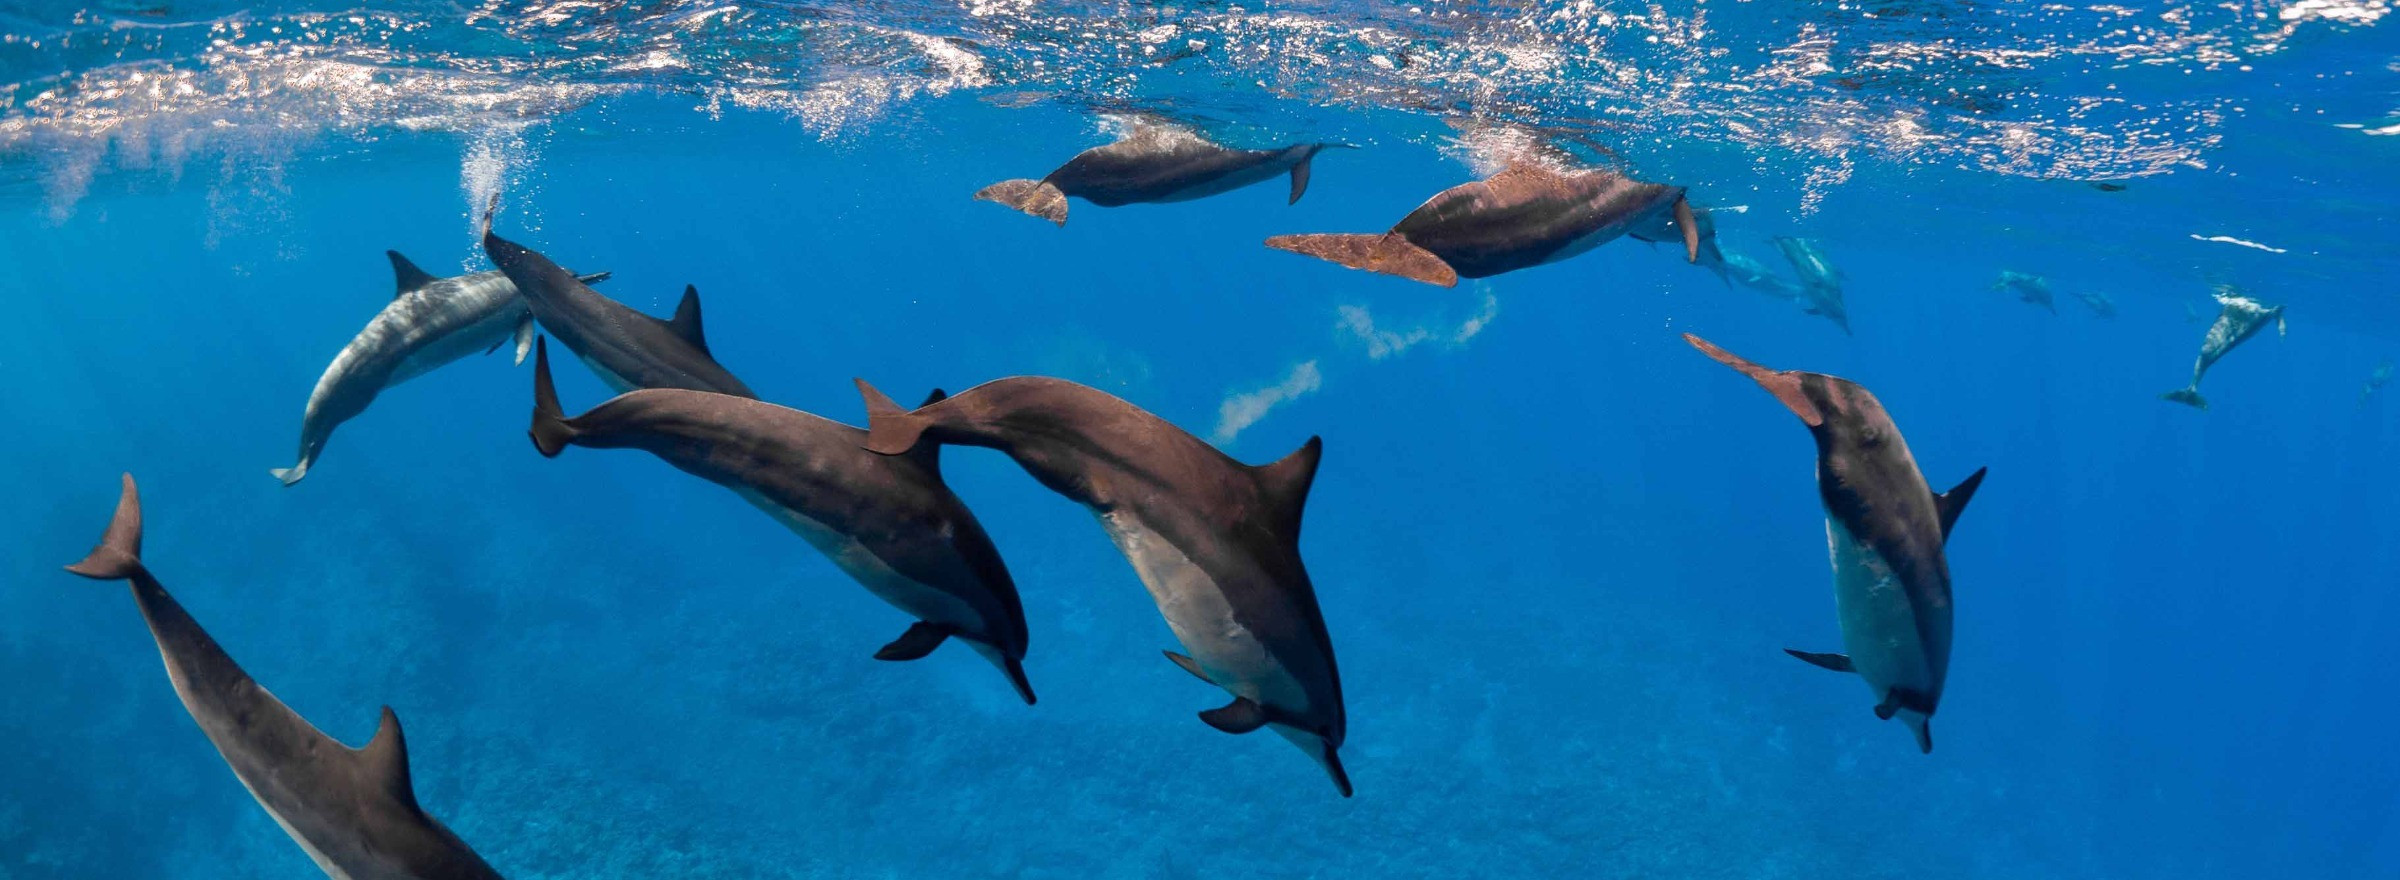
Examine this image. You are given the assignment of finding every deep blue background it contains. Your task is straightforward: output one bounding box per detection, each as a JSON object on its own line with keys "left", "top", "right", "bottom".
{"left": 2, "top": 97, "right": 2396, "bottom": 877}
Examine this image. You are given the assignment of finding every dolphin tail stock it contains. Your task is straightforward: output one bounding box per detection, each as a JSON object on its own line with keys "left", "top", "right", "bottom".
{"left": 528, "top": 338, "right": 580, "bottom": 458}
{"left": 2160, "top": 387, "right": 2208, "bottom": 410}
{"left": 1681, "top": 333, "right": 1827, "bottom": 427}
{"left": 855, "top": 378, "right": 935, "bottom": 456}
{"left": 1263, "top": 233, "right": 1460, "bottom": 287}
{"left": 65, "top": 474, "right": 146, "bottom": 582}
{"left": 974, "top": 179, "right": 1069, "bottom": 226}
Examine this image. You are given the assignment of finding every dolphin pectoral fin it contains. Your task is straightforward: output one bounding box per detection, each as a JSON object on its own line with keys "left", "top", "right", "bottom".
{"left": 1198, "top": 697, "right": 1270, "bottom": 735}
{"left": 1873, "top": 695, "right": 1898, "bottom": 720}
{"left": 1673, "top": 196, "right": 1701, "bottom": 263}
{"left": 1288, "top": 153, "right": 1314, "bottom": 205}
{"left": 1785, "top": 649, "right": 1855, "bottom": 673}
{"left": 573, "top": 270, "right": 612, "bottom": 285}
{"left": 511, "top": 314, "right": 536, "bottom": 365}
{"left": 874, "top": 622, "right": 953, "bottom": 661}
{"left": 1264, "top": 233, "right": 1458, "bottom": 287}
{"left": 1163, "top": 651, "right": 1214, "bottom": 685}
{"left": 1935, "top": 467, "right": 1988, "bottom": 541}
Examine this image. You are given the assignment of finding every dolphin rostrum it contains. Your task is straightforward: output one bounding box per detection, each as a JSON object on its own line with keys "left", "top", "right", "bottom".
{"left": 1772, "top": 236, "right": 1851, "bottom": 334}
{"left": 528, "top": 340, "right": 1035, "bottom": 703}
{"left": 480, "top": 220, "right": 754, "bottom": 399}
{"left": 65, "top": 474, "right": 504, "bottom": 878}
{"left": 273, "top": 250, "right": 609, "bottom": 486}
{"left": 1993, "top": 271, "right": 2056, "bottom": 313}
{"left": 1685, "top": 334, "right": 1986, "bottom": 754}
{"left": 854, "top": 376, "right": 1352, "bottom": 796}
{"left": 977, "top": 120, "right": 1347, "bottom": 226}
{"left": 1264, "top": 163, "right": 1699, "bottom": 288}
{"left": 2163, "top": 287, "right": 2285, "bottom": 410}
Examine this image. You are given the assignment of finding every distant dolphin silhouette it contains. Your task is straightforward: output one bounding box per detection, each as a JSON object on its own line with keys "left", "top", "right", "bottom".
{"left": 481, "top": 217, "right": 754, "bottom": 398}
{"left": 1265, "top": 163, "right": 1698, "bottom": 287}
{"left": 1772, "top": 237, "right": 1850, "bottom": 334}
{"left": 2363, "top": 359, "right": 2394, "bottom": 406}
{"left": 65, "top": 474, "right": 504, "bottom": 878}
{"left": 2163, "top": 288, "right": 2285, "bottom": 410}
{"left": 2070, "top": 289, "right": 2118, "bottom": 318}
{"left": 528, "top": 341, "right": 1036, "bottom": 703}
{"left": 274, "top": 251, "right": 610, "bottom": 486}
{"left": 1993, "top": 271, "right": 2055, "bottom": 313}
{"left": 977, "top": 120, "right": 1347, "bottom": 225}
{"left": 855, "top": 376, "right": 1353, "bottom": 796}
{"left": 1685, "top": 335, "right": 1986, "bottom": 754}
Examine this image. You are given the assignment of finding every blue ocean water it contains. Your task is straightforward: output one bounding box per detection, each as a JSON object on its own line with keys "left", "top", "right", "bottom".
{"left": 4, "top": 1, "right": 2399, "bottom": 877}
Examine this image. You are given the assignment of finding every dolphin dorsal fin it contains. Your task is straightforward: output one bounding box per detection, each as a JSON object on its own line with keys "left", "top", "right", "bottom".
{"left": 667, "top": 285, "right": 709, "bottom": 354}
{"left": 387, "top": 251, "right": 439, "bottom": 298}
{"left": 360, "top": 706, "right": 422, "bottom": 812}
{"left": 1935, "top": 467, "right": 1988, "bottom": 542}
{"left": 1254, "top": 436, "right": 1323, "bottom": 539}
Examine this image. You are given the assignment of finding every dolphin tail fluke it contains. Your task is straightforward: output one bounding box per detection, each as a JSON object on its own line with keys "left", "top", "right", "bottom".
{"left": 528, "top": 338, "right": 578, "bottom": 458}
{"left": 974, "top": 179, "right": 1068, "bottom": 225}
{"left": 1682, "top": 333, "right": 1827, "bottom": 427}
{"left": 1199, "top": 697, "right": 1270, "bottom": 734}
{"left": 510, "top": 313, "right": 536, "bottom": 365}
{"left": 855, "top": 378, "right": 932, "bottom": 455}
{"left": 269, "top": 464, "right": 308, "bottom": 487}
{"left": 1264, "top": 233, "right": 1459, "bottom": 287}
{"left": 2161, "top": 387, "right": 2208, "bottom": 410}
{"left": 66, "top": 474, "right": 145, "bottom": 582}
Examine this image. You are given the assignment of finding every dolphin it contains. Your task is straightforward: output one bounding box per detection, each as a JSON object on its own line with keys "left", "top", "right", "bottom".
{"left": 976, "top": 120, "right": 1347, "bottom": 225}
{"left": 853, "top": 376, "right": 1352, "bottom": 796}
{"left": 1993, "top": 271, "right": 2055, "bottom": 313}
{"left": 1264, "top": 163, "right": 1699, "bottom": 288}
{"left": 527, "top": 341, "right": 1036, "bottom": 703}
{"left": 1720, "top": 251, "right": 1805, "bottom": 302}
{"left": 1684, "top": 334, "right": 1986, "bottom": 754}
{"left": 64, "top": 474, "right": 504, "bottom": 879}
{"left": 1632, "top": 201, "right": 1728, "bottom": 277}
{"left": 273, "top": 251, "right": 609, "bottom": 486}
{"left": 2364, "top": 359, "right": 2393, "bottom": 406}
{"left": 2070, "top": 289, "right": 2118, "bottom": 319}
{"left": 2163, "top": 288, "right": 2286, "bottom": 410}
{"left": 480, "top": 221, "right": 755, "bottom": 399}
{"left": 1772, "top": 237, "right": 1851, "bottom": 334}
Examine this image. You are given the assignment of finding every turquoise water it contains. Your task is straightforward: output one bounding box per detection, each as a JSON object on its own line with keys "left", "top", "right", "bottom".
{"left": 5, "top": 2, "right": 2399, "bottom": 877}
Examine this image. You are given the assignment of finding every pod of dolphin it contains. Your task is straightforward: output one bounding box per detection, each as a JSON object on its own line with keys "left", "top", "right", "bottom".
{"left": 57, "top": 118, "right": 2374, "bottom": 877}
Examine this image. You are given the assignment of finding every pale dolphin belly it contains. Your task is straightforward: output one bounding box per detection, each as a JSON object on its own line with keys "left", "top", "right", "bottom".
{"left": 573, "top": 350, "right": 640, "bottom": 396}
{"left": 1098, "top": 510, "right": 1307, "bottom": 712}
{"left": 731, "top": 487, "right": 981, "bottom": 630}
{"left": 1825, "top": 514, "right": 1935, "bottom": 707}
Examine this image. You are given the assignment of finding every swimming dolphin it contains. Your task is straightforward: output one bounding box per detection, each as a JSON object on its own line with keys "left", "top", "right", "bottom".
{"left": 1772, "top": 237, "right": 1850, "bottom": 334}
{"left": 65, "top": 474, "right": 504, "bottom": 879}
{"left": 1264, "top": 163, "right": 1699, "bottom": 288}
{"left": 527, "top": 341, "right": 1035, "bottom": 703}
{"left": 976, "top": 120, "right": 1347, "bottom": 225}
{"left": 1684, "top": 334, "right": 1986, "bottom": 754}
{"left": 1720, "top": 251, "right": 1805, "bottom": 302}
{"left": 1631, "top": 202, "right": 1728, "bottom": 277}
{"left": 272, "top": 251, "right": 610, "bottom": 486}
{"left": 480, "top": 220, "right": 755, "bottom": 399}
{"left": 2359, "top": 359, "right": 2391, "bottom": 406}
{"left": 853, "top": 376, "right": 1352, "bottom": 796}
{"left": 2162, "top": 288, "right": 2285, "bottom": 410}
{"left": 1993, "top": 271, "right": 2055, "bottom": 313}
{"left": 2070, "top": 289, "right": 2118, "bottom": 319}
